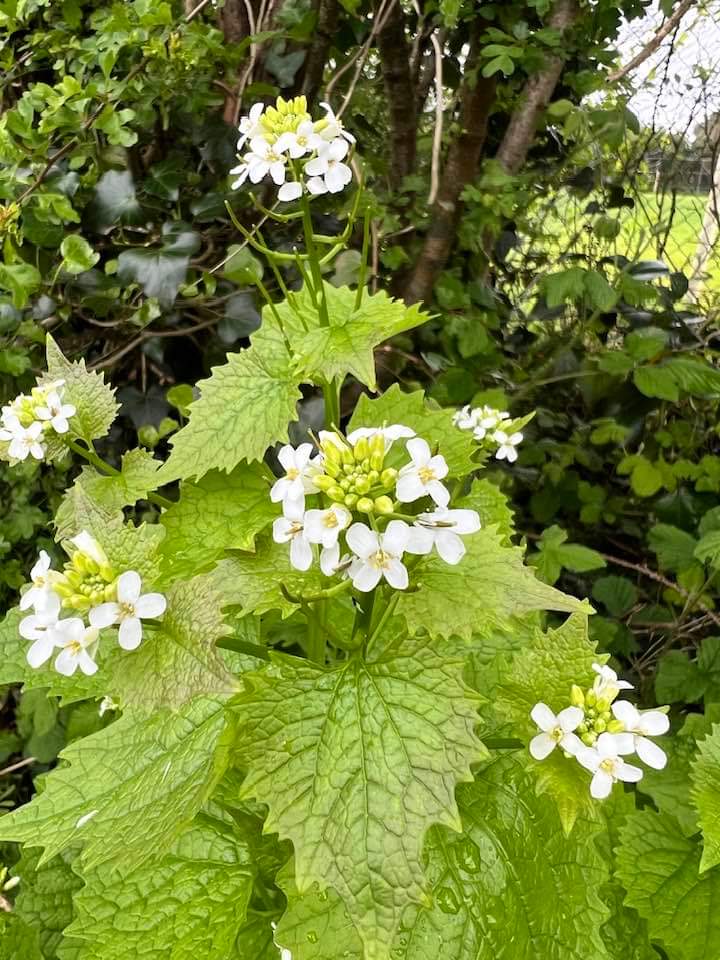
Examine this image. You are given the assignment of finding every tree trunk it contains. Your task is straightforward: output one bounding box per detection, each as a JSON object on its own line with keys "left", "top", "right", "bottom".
{"left": 302, "top": 0, "right": 339, "bottom": 100}
{"left": 402, "top": 31, "right": 495, "bottom": 306}
{"left": 376, "top": 1, "right": 418, "bottom": 190}
{"left": 494, "top": 0, "right": 578, "bottom": 175}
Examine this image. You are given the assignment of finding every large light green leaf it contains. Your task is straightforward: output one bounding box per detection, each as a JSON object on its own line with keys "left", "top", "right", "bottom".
{"left": 256, "top": 284, "right": 427, "bottom": 390}
{"left": 64, "top": 810, "right": 255, "bottom": 960}
{"left": 462, "top": 476, "right": 515, "bottom": 542}
{"left": 0, "top": 915, "right": 43, "bottom": 960}
{"left": 159, "top": 344, "right": 302, "bottom": 483}
{"left": 616, "top": 810, "right": 720, "bottom": 960}
{"left": 10, "top": 847, "right": 82, "bottom": 959}
{"left": 691, "top": 723, "right": 720, "bottom": 870}
{"left": 396, "top": 523, "right": 591, "bottom": 643}
{"left": 347, "top": 384, "right": 476, "bottom": 477}
{"left": 232, "top": 636, "right": 485, "bottom": 959}
{"left": 0, "top": 696, "right": 228, "bottom": 872}
{"left": 55, "top": 449, "right": 161, "bottom": 539}
{"left": 159, "top": 465, "right": 275, "bottom": 579}
{"left": 42, "top": 335, "right": 119, "bottom": 445}
{"left": 492, "top": 612, "right": 605, "bottom": 831}
{"left": 399, "top": 755, "right": 610, "bottom": 960}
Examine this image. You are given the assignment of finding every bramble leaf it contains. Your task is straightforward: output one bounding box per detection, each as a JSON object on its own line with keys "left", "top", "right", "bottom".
{"left": 0, "top": 696, "right": 229, "bottom": 871}
{"left": 232, "top": 636, "right": 484, "bottom": 959}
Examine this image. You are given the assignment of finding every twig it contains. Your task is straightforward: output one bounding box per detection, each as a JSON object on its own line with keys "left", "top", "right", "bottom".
{"left": 427, "top": 28, "right": 444, "bottom": 205}
{"left": 88, "top": 317, "right": 218, "bottom": 372}
{"left": 608, "top": 0, "right": 696, "bottom": 83}
{"left": 0, "top": 756, "right": 35, "bottom": 777}
{"left": 184, "top": 0, "right": 214, "bottom": 21}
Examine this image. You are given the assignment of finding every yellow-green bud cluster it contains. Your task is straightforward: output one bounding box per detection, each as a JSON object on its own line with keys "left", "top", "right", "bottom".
{"left": 570, "top": 684, "right": 625, "bottom": 747}
{"left": 314, "top": 433, "right": 397, "bottom": 514}
{"left": 53, "top": 549, "right": 117, "bottom": 612}
{"left": 260, "top": 96, "right": 312, "bottom": 141}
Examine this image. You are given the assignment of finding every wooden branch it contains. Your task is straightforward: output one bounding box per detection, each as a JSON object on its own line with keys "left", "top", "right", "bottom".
{"left": 608, "top": 0, "right": 697, "bottom": 84}
{"left": 402, "top": 28, "right": 496, "bottom": 305}
{"left": 375, "top": 0, "right": 418, "bottom": 189}
{"left": 495, "top": 0, "right": 579, "bottom": 175}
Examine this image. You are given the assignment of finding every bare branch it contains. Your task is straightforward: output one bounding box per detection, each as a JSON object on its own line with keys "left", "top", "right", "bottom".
{"left": 608, "top": 0, "right": 697, "bottom": 84}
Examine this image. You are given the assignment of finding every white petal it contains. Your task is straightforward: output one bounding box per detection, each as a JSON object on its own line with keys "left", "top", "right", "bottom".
{"left": 303, "top": 509, "right": 326, "bottom": 544}
{"left": 134, "top": 593, "right": 167, "bottom": 619}
{"left": 596, "top": 732, "right": 621, "bottom": 758}
{"left": 320, "top": 544, "right": 340, "bottom": 576}
{"left": 557, "top": 706, "right": 584, "bottom": 732}
{"left": 70, "top": 531, "right": 107, "bottom": 567}
{"left": 635, "top": 736, "right": 667, "bottom": 770}
{"left": 576, "top": 747, "right": 601, "bottom": 773}
{"left": 529, "top": 733, "right": 556, "bottom": 760}
{"left": 611, "top": 699, "right": 639, "bottom": 729}
{"left": 273, "top": 517, "right": 294, "bottom": 543}
{"left": 530, "top": 702, "right": 556, "bottom": 732}
{"left": 608, "top": 733, "right": 635, "bottom": 756}
{"left": 346, "top": 523, "right": 378, "bottom": 559}
{"left": 445, "top": 509, "right": 481, "bottom": 535}
{"left": 119, "top": 617, "right": 143, "bottom": 650}
{"left": 559, "top": 732, "right": 583, "bottom": 756}
{"left": 383, "top": 559, "right": 408, "bottom": 590}
{"left": 78, "top": 650, "right": 99, "bottom": 676}
{"left": 434, "top": 531, "right": 465, "bottom": 565}
{"left": 590, "top": 769, "right": 613, "bottom": 799}
{"left": 305, "top": 156, "right": 327, "bottom": 177}
{"left": 278, "top": 180, "right": 302, "bottom": 202}
{"left": 325, "top": 164, "right": 348, "bottom": 193}
{"left": 290, "top": 535, "right": 313, "bottom": 571}
{"left": 55, "top": 648, "right": 78, "bottom": 676}
{"left": 638, "top": 710, "right": 670, "bottom": 736}
{"left": 89, "top": 602, "right": 121, "bottom": 628}
{"left": 351, "top": 562, "right": 382, "bottom": 592}
{"left": 382, "top": 520, "right": 410, "bottom": 556}
{"left": 426, "top": 479, "right": 450, "bottom": 508}
{"left": 616, "top": 760, "right": 643, "bottom": 783}
{"left": 117, "top": 570, "right": 142, "bottom": 605}
{"left": 405, "top": 436, "right": 431, "bottom": 465}
{"left": 395, "top": 473, "right": 426, "bottom": 503}
{"left": 277, "top": 444, "right": 297, "bottom": 471}
{"left": 405, "top": 526, "right": 435, "bottom": 555}
{"left": 27, "top": 636, "right": 56, "bottom": 668}
{"left": 306, "top": 176, "right": 327, "bottom": 195}
{"left": 384, "top": 424, "right": 415, "bottom": 441}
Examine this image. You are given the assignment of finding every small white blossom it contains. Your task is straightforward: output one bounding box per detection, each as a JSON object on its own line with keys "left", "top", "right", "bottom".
{"left": 70, "top": 531, "right": 109, "bottom": 569}
{"left": 89, "top": 570, "right": 167, "bottom": 651}
{"left": 20, "top": 550, "right": 56, "bottom": 612}
{"left": 396, "top": 438, "right": 450, "bottom": 507}
{"left": 35, "top": 389, "right": 75, "bottom": 434}
{"left": 271, "top": 443, "right": 322, "bottom": 506}
{"left": 473, "top": 407, "right": 509, "bottom": 441}
{"left": 611, "top": 700, "right": 669, "bottom": 770}
{"left": 277, "top": 180, "right": 303, "bottom": 202}
{"left": 276, "top": 122, "right": 324, "bottom": 158}
{"left": 493, "top": 429, "right": 523, "bottom": 463}
{"left": 20, "top": 592, "right": 62, "bottom": 668}
{"left": 576, "top": 732, "right": 643, "bottom": 799}
{"left": 318, "top": 102, "right": 356, "bottom": 144}
{"left": 237, "top": 102, "right": 265, "bottom": 149}
{"left": 319, "top": 543, "right": 352, "bottom": 577}
{"left": 529, "top": 703, "right": 584, "bottom": 760}
{"left": 346, "top": 521, "right": 410, "bottom": 592}
{"left": 245, "top": 136, "right": 289, "bottom": 186}
{"left": 406, "top": 507, "right": 481, "bottom": 565}
{"left": 304, "top": 139, "right": 352, "bottom": 193}
{"left": 592, "top": 662, "right": 633, "bottom": 699}
{"left": 304, "top": 504, "right": 351, "bottom": 549}
{"left": 54, "top": 619, "right": 99, "bottom": 677}
{"left": 0, "top": 417, "right": 45, "bottom": 461}
{"left": 346, "top": 424, "right": 416, "bottom": 449}
{"left": 452, "top": 405, "right": 478, "bottom": 431}
{"left": 272, "top": 500, "right": 313, "bottom": 571}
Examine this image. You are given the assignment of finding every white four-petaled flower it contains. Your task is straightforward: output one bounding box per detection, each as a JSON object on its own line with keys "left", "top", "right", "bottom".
{"left": 493, "top": 429, "right": 523, "bottom": 463}
{"left": 35, "top": 390, "right": 76, "bottom": 434}
{"left": 304, "top": 504, "right": 351, "bottom": 549}
{"left": 89, "top": 570, "right": 167, "bottom": 651}
{"left": 611, "top": 700, "right": 669, "bottom": 769}
{"left": 305, "top": 139, "right": 352, "bottom": 194}
{"left": 406, "top": 508, "right": 481, "bottom": 564}
{"left": 592, "top": 662, "right": 633, "bottom": 699}
{"left": 272, "top": 500, "right": 313, "bottom": 571}
{"left": 529, "top": 702, "right": 584, "bottom": 760}
{"left": 346, "top": 424, "right": 416, "bottom": 449}
{"left": 20, "top": 592, "right": 62, "bottom": 668}
{"left": 245, "top": 136, "right": 289, "bottom": 186}
{"left": 20, "top": 550, "right": 56, "bottom": 611}
{"left": 271, "top": 443, "right": 322, "bottom": 506}
{"left": 54, "top": 619, "right": 100, "bottom": 676}
{"left": 397, "top": 438, "right": 450, "bottom": 507}
{"left": 576, "top": 732, "right": 643, "bottom": 799}
{"left": 0, "top": 418, "right": 45, "bottom": 461}
{"left": 346, "top": 521, "right": 410, "bottom": 592}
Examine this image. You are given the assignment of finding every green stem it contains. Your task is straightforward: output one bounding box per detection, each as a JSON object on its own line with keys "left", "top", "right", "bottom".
{"left": 365, "top": 593, "right": 399, "bottom": 657}
{"left": 300, "top": 195, "right": 330, "bottom": 328}
{"left": 323, "top": 379, "right": 340, "bottom": 430}
{"left": 355, "top": 206, "right": 371, "bottom": 310}
{"left": 484, "top": 738, "right": 524, "bottom": 750}
{"left": 67, "top": 439, "right": 174, "bottom": 510}
{"left": 216, "top": 636, "right": 271, "bottom": 661}
{"left": 306, "top": 605, "right": 326, "bottom": 664}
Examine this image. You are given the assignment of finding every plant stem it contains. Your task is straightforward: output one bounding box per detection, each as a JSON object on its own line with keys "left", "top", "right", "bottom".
{"left": 67, "top": 439, "right": 174, "bottom": 510}
{"left": 484, "top": 738, "right": 524, "bottom": 750}
{"left": 306, "top": 604, "right": 326, "bottom": 664}
{"left": 216, "top": 636, "right": 271, "bottom": 661}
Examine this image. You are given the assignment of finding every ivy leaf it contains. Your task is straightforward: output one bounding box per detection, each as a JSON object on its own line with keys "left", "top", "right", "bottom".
{"left": 347, "top": 384, "right": 477, "bottom": 477}
{"left": 117, "top": 222, "right": 200, "bottom": 309}
{"left": 42, "top": 334, "right": 119, "bottom": 445}
{"left": 232, "top": 636, "right": 485, "bottom": 959}
{"left": 616, "top": 809, "right": 720, "bottom": 960}
{"left": 396, "top": 523, "right": 590, "bottom": 643}
{"left": 10, "top": 847, "right": 82, "bottom": 959}
{"left": 55, "top": 448, "right": 161, "bottom": 539}
{"left": 60, "top": 235, "right": 100, "bottom": 275}
{"left": 493, "top": 612, "right": 605, "bottom": 831}
{"left": 158, "top": 344, "right": 302, "bottom": 483}
{"left": 691, "top": 723, "right": 720, "bottom": 870}
{"left": 64, "top": 811, "right": 255, "bottom": 960}
{"left": 400, "top": 755, "right": 611, "bottom": 960}
{"left": 159, "top": 465, "right": 275, "bottom": 579}
{"left": 85, "top": 170, "right": 143, "bottom": 233}
{"left": 0, "top": 259, "right": 42, "bottom": 308}
{"left": 0, "top": 696, "right": 229, "bottom": 872}
{"left": 256, "top": 285, "right": 428, "bottom": 390}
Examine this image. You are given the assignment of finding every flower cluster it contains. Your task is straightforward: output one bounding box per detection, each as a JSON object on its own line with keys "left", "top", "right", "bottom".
{"left": 453, "top": 404, "right": 524, "bottom": 463}
{"left": 0, "top": 379, "right": 75, "bottom": 464}
{"left": 530, "top": 663, "right": 669, "bottom": 799}
{"left": 18, "top": 532, "right": 166, "bottom": 677}
{"left": 231, "top": 96, "right": 355, "bottom": 202}
{"left": 270, "top": 426, "right": 481, "bottom": 591}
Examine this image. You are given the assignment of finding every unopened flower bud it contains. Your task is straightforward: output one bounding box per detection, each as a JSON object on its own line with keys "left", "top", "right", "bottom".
{"left": 354, "top": 476, "right": 372, "bottom": 495}
{"left": 356, "top": 497, "right": 374, "bottom": 513}
{"left": 570, "top": 684, "right": 585, "bottom": 708}
{"left": 339, "top": 478, "right": 351, "bottom": 491}
{"left": 586, "top": 690, "right": 597, "bottom": 708}
{"left": 594, "top": 718, "right": 607, "bottom": 733}
{"left": 367, "top": 469, "right": 379, "bottom": 485}
{"left": 380, "top": 468, "right": 398, "bottom": 487}
{"left": 581, "top": 731, "right": 596, "bottom": 746}
{"left": 327, "top": 485, "right": 345, "bottom": 501}
{"left": 344, "top": 493, "right": 358, "bottom": 508}
{"left": 596, "top": 696, "right": 611, "bottom": 713}
{"left": 314, "top": 474, "right": 336, "bottom": 492}
{"left": 353, "top": 437, "right": 369, "bottom": 461}
{"left": 374, "top": 496, "right": 394, "bottom": 514}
